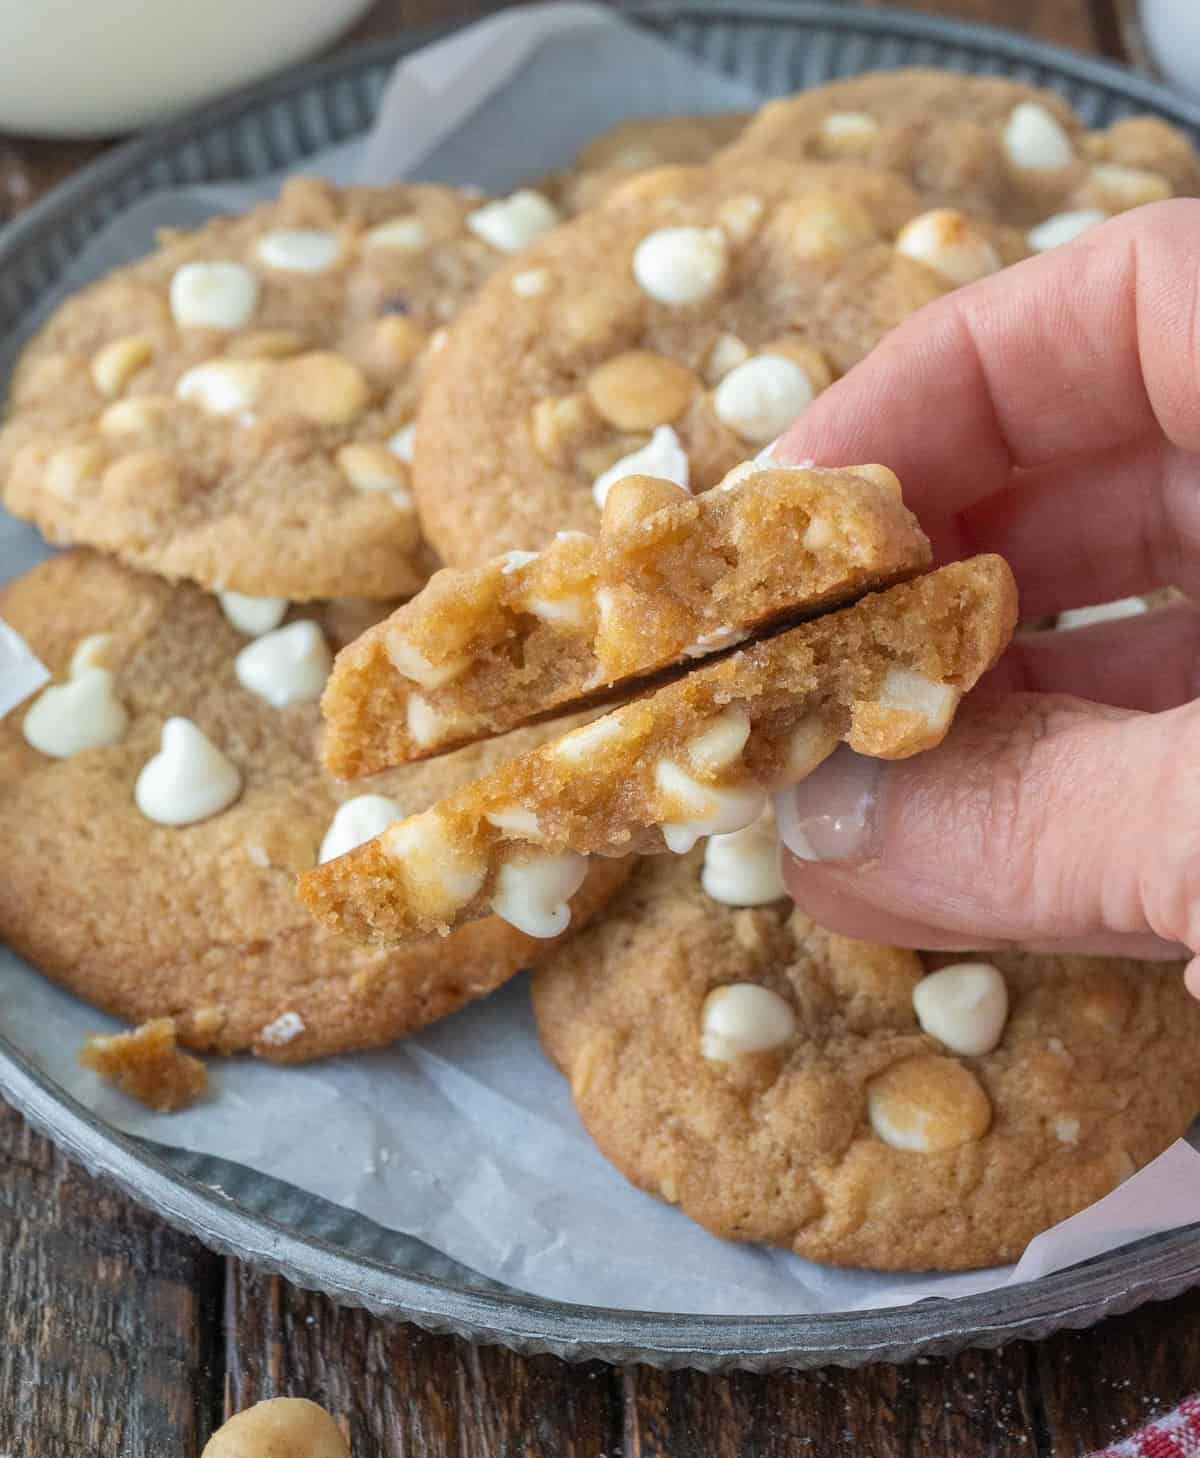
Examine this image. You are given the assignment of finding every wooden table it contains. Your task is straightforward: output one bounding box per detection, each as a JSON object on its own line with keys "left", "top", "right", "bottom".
{"left": 3, "top": 2, "right": 1196, "bottom": 1454}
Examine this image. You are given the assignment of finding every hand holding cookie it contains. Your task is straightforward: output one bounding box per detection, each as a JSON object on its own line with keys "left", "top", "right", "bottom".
{"left": 773, "top": 199, "right": 1200, "bottom": 986}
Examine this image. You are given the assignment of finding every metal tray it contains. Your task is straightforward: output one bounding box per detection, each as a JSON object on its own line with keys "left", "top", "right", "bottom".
{"left": 3, "top": 1, "right": 1199, "bottom": 1370}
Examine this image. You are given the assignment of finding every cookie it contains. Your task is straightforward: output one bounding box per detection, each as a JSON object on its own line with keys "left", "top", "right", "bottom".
{"left": 0, "top": 174, "right": 563, "bottom": 601}
{"left": 720, "top": 70, "right": 1200, "bottom": 231}
{"left": 301, "top": 555, "right": 1016, "bottom": 944}
{"left": 554, "top": 112, "right": 751, "bottom": 212}
{"left": 413, "top": 158, "right": 1024, "bottom": 565}
{"left": 0, "top": 552, "right": 629, "bottom": 1063}
{"left": 321, "top": 461, "right": 931, "bottom": 776}
{"left": 531, "top": 846, "right": 1200, "bottom": 1270}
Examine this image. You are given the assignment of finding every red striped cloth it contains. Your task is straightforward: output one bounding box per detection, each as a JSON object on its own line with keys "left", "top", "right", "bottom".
{"left": 1091, "top": 1396, "right": 1200, "bottom": 1457}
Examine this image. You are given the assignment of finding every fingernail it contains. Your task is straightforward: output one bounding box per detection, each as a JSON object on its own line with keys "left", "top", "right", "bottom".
{"left": 761, "top": 433, "right": 815, "bottom": 468}
{"left": 773, "top": 745, "right": 884, "bottom": 863}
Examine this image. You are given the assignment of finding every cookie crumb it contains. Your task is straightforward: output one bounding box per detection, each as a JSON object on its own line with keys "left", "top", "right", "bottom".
{"left": 259, "top": 1010, "right": 306, "bottom": 1047}
{"left": 80, "top": 1017, "right": 208, "bottom": 1112}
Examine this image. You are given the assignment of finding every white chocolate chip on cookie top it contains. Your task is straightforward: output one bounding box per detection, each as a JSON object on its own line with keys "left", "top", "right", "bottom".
{"left": 632, "top": 225, "right": 728, "bottom": 305}
{"left": 467, "top": 189, "right": 561, "bottom": 253}
{"left": 319, "top": 794, "right": 403, "bottom": 864}
{"left": 22, "top": 652, "right": 129, "bottom": 760}
{"left": 169, "top": 261, "right": 259, "bottom": 330}
{"left": 701, "top": 982, "right": 796, "bottom": 1061}
{"left": 913, "top": 962, "right": 1009, "bottom": 1056}
{"left": 234, "top": 621, "right": 331, "bottom": 708}
{"left": 134, "top": 717, "right": 242, "bottom": 827}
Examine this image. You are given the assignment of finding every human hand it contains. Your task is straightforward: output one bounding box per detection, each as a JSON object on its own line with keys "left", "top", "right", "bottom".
{"left": 771, "top": 198, "right": 1200, "bottom": 992}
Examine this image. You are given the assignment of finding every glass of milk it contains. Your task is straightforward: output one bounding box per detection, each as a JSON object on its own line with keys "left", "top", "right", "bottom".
{"left": 0, "top": 0, "right": 375, "bottom": 137}
{"left": 1137, "top": 0, "right": 1200, "bottom": 101}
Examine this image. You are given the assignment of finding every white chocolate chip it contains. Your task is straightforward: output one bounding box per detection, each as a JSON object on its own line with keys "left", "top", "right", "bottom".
{"left": 700, "top": 983, "right": 795, "bottom": 1061}
{"left": 771, "top": 715, "right": 841, "bottom": 787}
{"left": 913, "top": 962, "right": 1009, "bottom": 1056}
{"left": 134, "top": 717, "right": 242, "bottom": 826}
{"left": 99, "top": 397, "right": 167, "bottom": 437}
{"left": 551, "top": 714, "right": 627, "bottom": 764}
{"left": 682, "top": 625, "right": 749, "bottom": 659}
{"left": 406, "top": 692, "right": 452, "bottom": 748}
{"left": 68, "top": 632, "right": 116, "bottom": 677}
{"left": 867, "top": 1056, "right": 992, "bottom": 1152}
{"left": 467, "top": 190, "right": 561, "bottom": 253}
{"left": 704, "top": 332, "right": 750, "bottom": 384}
{"left": 362, "top": 216, "right": 429, "bottom": 252}
{"left": 656, "top": 760, "right": 766, "bottom": 853}
{"left": 319, "top": 794, "right": 403, "bottom": 863}
{"left": 1057, "top": 596, "right": 1147, "bottom": 630}
{"left": 217, "top": 592, "right": 288, "bottom": 637}
{"left": 687, "top": 708, "right": 751, "bottom": 774}
{"left": 382, "top": 813, "right": 486, "bottom": 909}
{"left": 388, "top": 424, "right": 416, "bottom": 463}
{"left": 803, "top": 514, "right": 834, "bottom": 551}
{"left": 716, "top": 459, "right": 770, "bottom": 492}
{"left": 632, "top": 226, "right": 728, "bottom": 306}
{"left": 485, "top": 805, "right": 543, "bottom": 838}
{"left": 489, "top": 850, "right": 588, "bottom": 938}
{"left": 255, "top": 228, "right": 340, "bottom": 273}
{"left": 524, "top": 592, "right": 592, "bottom": 627}
{"left": 386, "top": 632, "right": 470, "bottom": 691}
{"left": 820, "top": 111, "right": 880, "bottom": 153}
{"left": 169, "top": 261, "right": 259, "bottom": 330}
{"left": 701, "top": 812, "right": 786, "bottom": 907}
{"left": 713, "top": 355, "right": 814, "bottom": 444}
{"left": 592, "top": 424, "right": 690, "bottom": 509}
{"left": 1054, "top": 1116, "right": 1081, "bottom": 1146}
{"left": 259, "top": 1011, "right": 306, "bottom": 1046}
{"left": 895, "top": 209, "right": 1001, "bottom": 286}
{"left": 879, "top": 668, "right": 959, "bottom": 735}
{"left": 234, "top": 621, "right": 331, "bottom": 708}
{"left": 512, "top": 267, "right": 551, "bottom": 297}
{"left": 1027, "top": 208, "right": 1106, "bottom": 251}
{"left": 716, "top": 193, "right": 765, "bottom": 243}
{"left": 1003, "top": 101, "right": 1075, "bottom": 171}
{"left": 499, "top": 549, "right": 539, "bottom": 574}
{"left": 1086, "top": 162, "right": 1170, "bottom": 210}
{"left": 22, "top": 669, "right": 128, "bottom": 758}
{"left": 176, "top": 359, "right": 265, "bottom": 416}
{"left": 336, "top": 443, "right": 409, "bottom": 493}
{"left": 90, "top": 335, "right": 152, "bottom": 398}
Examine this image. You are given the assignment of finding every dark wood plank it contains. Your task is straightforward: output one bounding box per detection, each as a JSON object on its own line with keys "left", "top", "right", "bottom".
{"left": 622, "top": 1345, "right": 1043, "bottom": 1458}
{"left": 224, "top": 1265, "right": 626, "bottom": 1457}
{"left": 1037, "top": 1291, "right": 1200, "bottom": 1456}
{"left": 0, "top": 1100, "right": 224, "bottom": 1456}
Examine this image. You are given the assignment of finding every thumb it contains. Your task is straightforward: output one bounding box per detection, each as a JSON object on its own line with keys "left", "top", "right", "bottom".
{"left": 775, "top": 693, "right": 1200, "bottom": 969}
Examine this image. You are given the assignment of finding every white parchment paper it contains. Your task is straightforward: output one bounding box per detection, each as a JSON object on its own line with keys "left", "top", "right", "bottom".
{"left": 1, "top": 3, "right": 1197, "bottom": 1318}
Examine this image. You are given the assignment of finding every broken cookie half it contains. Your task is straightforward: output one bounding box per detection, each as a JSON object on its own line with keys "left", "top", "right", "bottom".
{"left": 301, "top": 555, "right": 1016, "bottom": 944}
{"left": 321, "top": 461, "right": 931, "bottom": 776}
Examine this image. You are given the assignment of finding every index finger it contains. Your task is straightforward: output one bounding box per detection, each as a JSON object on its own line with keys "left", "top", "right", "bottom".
{"left": 774, "top": 199, "right": 1200, "bottom": 528}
